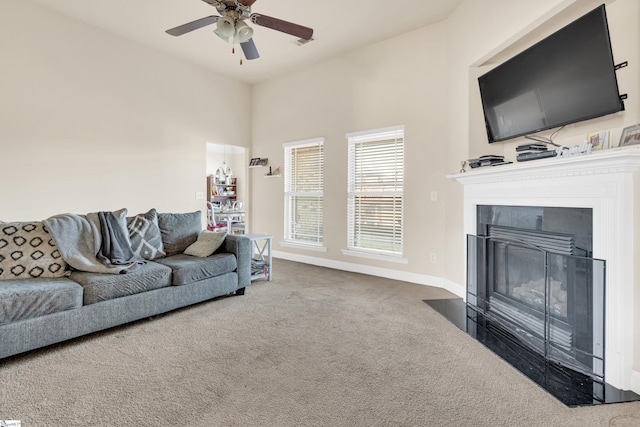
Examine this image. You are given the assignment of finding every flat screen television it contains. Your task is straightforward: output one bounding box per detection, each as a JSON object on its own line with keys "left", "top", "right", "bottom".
{"left": 478, "top": 5, "right": 624, "bottom": 143}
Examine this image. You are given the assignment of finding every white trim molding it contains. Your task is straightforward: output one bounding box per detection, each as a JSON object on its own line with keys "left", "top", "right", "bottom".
{"left": 279, "top": 241, "right": 327, "bottom": 252}
{"left": 273, "top": 250, "right": 460, "bottom": 295}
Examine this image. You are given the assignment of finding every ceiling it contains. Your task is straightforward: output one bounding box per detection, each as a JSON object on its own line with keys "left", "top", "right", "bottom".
{"left": 29, "top": 0, "right": 464, "bottom": 84}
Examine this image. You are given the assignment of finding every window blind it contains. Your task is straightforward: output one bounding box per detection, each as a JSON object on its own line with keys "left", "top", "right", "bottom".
{"left": 347, "top": 126, "right": 404, "bottom": 255}
{"left": 284, "top": 138, "right": 324, "bottom": 245}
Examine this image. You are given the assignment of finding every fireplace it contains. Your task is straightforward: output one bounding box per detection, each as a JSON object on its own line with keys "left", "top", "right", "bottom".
{"left": 467, "top": 205, "right": 605, "bottom": 381}
{"left": 449, "top": 148, "right": 640, "bottom": 394}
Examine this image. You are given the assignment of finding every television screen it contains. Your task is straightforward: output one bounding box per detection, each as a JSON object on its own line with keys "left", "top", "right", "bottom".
{"left": 478, "top": 5, "right": 623, "bottom": 143}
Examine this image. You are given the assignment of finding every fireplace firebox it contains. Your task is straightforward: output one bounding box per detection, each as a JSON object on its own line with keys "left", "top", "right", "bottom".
{"left": 467, "top": 205, "right": 605, "bottom": 382}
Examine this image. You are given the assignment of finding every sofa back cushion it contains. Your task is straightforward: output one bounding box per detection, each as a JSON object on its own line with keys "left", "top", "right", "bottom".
{"left": 157, "top": 211, "right": 202, "bottom": 256}
{"left": 0, "top": 221, "right": 68, "bottom": 280}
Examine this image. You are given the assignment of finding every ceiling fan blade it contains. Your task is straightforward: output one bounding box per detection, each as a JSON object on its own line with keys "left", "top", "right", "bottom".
{"left": 240, "top": 38, "right": 260, "bottom": 60}
{"left": 166, "top": 16, "right": 219, "bottom": 36}
{"left": 251, "top": 14, "right": 313, "bottom": 40}
{"left": 238, "top": 0, "right": 258, "bottom": 6}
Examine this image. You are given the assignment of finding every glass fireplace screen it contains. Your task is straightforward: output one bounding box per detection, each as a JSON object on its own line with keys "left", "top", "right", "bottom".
{"left": 467, "top": 234, "right": 605, "bottom": 381}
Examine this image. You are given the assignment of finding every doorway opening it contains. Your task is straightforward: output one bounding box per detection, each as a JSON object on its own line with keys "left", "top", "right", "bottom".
{"left": 206, "top": 143, "right": 247, "bottom": 233}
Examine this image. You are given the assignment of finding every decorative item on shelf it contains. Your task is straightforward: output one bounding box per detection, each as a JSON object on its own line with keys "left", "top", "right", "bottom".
{"left": 249, "top": 157, "right": 269, "bottom": 168}
{"left": 460, "top": 160, "right": 467, "bottom": 173}
{"left": 619, "top": 124, "right": 640, "bottom": 147}
{"left": 556, "top": 141, "right": 592, "bottom": 158}
{"left": 265, "top": 166, "right": 281, "bottom": 177}
{"left": 588, "top": 130, "right": 612, "bottom": 151}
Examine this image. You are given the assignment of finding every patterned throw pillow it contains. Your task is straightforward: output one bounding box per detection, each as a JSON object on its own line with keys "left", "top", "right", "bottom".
{"left": 0, "top": 221, "right": 68, "bottom": 280}
{"left": 184, "top": 231, "right": 227, "bottom": 257}
{"left": 127, "top": 209, "right": 166, "bottom": 260}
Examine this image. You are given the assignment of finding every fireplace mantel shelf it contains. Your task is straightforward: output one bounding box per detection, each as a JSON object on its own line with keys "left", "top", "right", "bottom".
{"left": 448, "top": 147, "right": 640, "bottom": 185}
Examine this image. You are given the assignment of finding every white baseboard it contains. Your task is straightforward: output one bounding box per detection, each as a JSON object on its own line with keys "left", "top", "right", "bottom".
{"left": 272, "top": 250, "right": 465, "bottom": 298}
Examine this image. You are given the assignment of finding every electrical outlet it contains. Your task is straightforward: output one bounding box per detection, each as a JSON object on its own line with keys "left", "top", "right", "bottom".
{"left": 430, "top": 191, "right": 438, "bottom": 202}
{"left": 430, "top": 253, "right": 437, "bottom": 263}
{"left": 195, "top": 191, "right": 204, "bottom": 200}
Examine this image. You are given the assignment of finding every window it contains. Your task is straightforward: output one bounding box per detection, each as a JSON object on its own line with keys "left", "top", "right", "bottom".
{"left": 284, "top": 138, "right": 324, "bottom": 246}
{"left": 347, "top": 126, "right": 404, "bottom": 256}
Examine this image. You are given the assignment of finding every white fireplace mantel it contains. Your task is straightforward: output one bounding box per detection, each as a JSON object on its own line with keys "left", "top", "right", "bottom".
{"left": 448, "top": 147, "right": 640, "bottom": 393}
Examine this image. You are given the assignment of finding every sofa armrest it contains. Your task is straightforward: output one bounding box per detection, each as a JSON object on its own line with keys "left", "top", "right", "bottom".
{"left": 224, "top": 235, "right": 251, "bottom": 288}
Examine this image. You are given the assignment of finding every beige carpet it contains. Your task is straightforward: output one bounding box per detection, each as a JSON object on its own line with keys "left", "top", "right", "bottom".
{"left": 1, "top": 259, "right": 639, "bottom": 426}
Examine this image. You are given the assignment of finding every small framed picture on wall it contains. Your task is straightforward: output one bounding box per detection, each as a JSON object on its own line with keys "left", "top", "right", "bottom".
{"left": 250, "top": 158, "right": 261, "bottom": 166}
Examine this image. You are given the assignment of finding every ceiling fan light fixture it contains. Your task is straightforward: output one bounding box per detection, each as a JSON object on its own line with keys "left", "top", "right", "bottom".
{"left": 214, "top": 16, "right": 235, "bottom": 41}
{"left": 167, "top": 2, "right": 314, "bottom": 62}
{"left": 234, "top": 20, "right": 253, "bottom": 44}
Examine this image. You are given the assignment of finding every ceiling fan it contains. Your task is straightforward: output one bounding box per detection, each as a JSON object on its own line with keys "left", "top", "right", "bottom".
{"left": 166, "top": 0, "right": 314, "bottom": 62}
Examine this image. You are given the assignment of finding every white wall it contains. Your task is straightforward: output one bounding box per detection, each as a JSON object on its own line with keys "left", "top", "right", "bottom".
{"left": 251, "top": 23, "right": 450, "bottom": 284}
{"left": 0, "top": 0, "right": 251, "bottom": 221}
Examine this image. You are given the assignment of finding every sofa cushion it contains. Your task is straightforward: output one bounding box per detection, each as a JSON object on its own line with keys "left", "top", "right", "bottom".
{"left": 184, "top": 231, "right": 227, "bottom": 257}
{"left": 157, "top": 211, "right": 202, "bottom": 256}
{"left": 127, "top": 209, "right": 166, "bottom": 260}
{"left": 0, "top": 278, "right": 83, "bottom": 325}
{"left": 70, "top": 261, "right": 172, "bottom": 305}
{"left": 155, "top": 253, "right": 237, "bottom": 286}
{"left": 0, "top": 221, "right": 68, "bottom": 280}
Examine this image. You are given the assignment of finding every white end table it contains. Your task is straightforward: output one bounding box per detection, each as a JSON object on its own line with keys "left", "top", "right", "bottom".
{"left": 244, "top": 234, "right": 272, "bottom": 281}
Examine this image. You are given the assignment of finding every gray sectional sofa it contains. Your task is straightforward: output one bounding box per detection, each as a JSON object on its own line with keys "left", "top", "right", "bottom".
{"left": 0, "top": 208, "right": 251, "bottom": 360}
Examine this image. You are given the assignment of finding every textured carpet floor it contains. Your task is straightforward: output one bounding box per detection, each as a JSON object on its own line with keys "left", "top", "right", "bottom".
{"left": 1, "top": 259, "right": 639, "bottom": 426}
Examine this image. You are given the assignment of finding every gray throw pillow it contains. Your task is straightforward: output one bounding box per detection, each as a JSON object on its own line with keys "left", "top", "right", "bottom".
{"left": 127, "top": 209, "right": 166, "bottom": 260}
{"left": 157, "top": 211, "right": 202, "bottom": 256}
{"left": 0, "top": 221, "right": 68, "bottom": 280}
{"left": 184, "top": 231, "right": 227, "bottom": 257}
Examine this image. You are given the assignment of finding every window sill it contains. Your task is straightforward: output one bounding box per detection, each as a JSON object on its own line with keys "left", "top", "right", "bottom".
{"left": 280, "top": 241, "right": 327, "bottom": 252}
{"left": 341, "top": 249, "right": 408, "bottom": 264}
